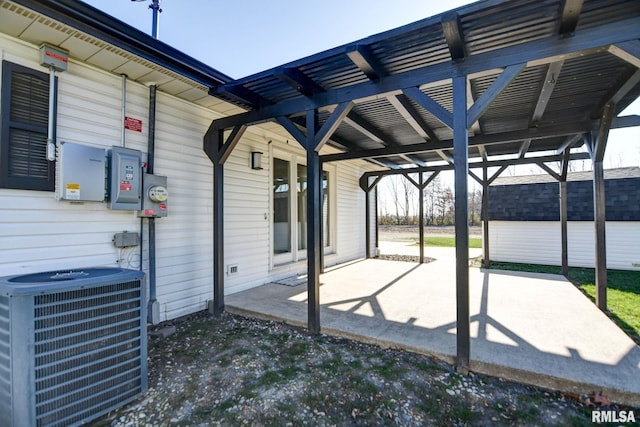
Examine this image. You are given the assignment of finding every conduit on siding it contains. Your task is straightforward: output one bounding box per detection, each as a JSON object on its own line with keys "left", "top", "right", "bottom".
{"left": 147, "top": 84, "right": 159, "bottom": 324}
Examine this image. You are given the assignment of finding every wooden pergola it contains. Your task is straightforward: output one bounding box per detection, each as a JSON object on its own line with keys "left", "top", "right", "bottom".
{"left": 204, "top": 0, "right": 640, "bottom": 373}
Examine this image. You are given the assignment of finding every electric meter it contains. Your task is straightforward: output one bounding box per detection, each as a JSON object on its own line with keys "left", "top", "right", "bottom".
{"left": 148, "top": 186, "right": 168, "bottom": 202}
{"left": 139, "top": 174, "right": 168, "bottom": 218}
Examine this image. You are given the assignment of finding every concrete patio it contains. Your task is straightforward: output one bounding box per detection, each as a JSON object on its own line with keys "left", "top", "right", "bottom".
{"left": 226, "top": 243, "right": 640, "bottom": 407}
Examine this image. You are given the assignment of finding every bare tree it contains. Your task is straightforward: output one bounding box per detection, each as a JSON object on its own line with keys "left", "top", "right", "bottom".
{"left": 400, "top": 174, "right": 416, "bottom": 224}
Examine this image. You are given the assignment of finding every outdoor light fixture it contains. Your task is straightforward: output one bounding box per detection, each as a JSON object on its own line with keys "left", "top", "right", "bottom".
{"left": 251, "top": 151, "right": 263, "bottom": 170}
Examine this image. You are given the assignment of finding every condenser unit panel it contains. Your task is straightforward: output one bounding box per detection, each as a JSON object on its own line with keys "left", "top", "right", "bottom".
{"left": 109, "top": 146, "right": 142, "bottom": 210}
{"left": 56, "top": 142, "right": 106, "bottom": 202}
{"left": 0, "top": 267, "right": 147, "bottom": 427}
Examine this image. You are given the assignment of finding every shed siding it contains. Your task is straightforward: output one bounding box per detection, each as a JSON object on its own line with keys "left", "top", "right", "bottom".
{"left": 489, "top": 221, "right": 640, "bottom": 270}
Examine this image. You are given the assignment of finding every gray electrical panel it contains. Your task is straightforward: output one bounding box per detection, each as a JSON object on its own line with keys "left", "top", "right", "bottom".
{"left": 113, "top": 231, "right": 141, "bottom": 248}
{"left": 139, "top": 174, "right": 168, "bottom": 218}
{"left": 109, "top": 146, "right": 142, "bottom": 210}
{"left": 55, "top": 141, "right": 106, "bottom": 202}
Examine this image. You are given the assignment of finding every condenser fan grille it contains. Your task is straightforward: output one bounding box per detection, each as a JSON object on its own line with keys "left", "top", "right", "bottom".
{"left": 0, "top": 268, "right": 146, "bottom": 427}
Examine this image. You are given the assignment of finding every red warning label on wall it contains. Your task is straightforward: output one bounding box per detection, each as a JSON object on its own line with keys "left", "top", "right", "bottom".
{"left": 120, "top": 180, "right": 132, "bottom": 191}
{"left": 124, "top": 116, "right": 143, "bottom": 132}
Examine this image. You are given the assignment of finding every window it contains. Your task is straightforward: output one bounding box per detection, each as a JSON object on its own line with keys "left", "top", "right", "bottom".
{"left": 272, "top": 153, "right": 333, "bottom": 265}
{"left": 1, "top": 61, "right": 55, "bottom": 191}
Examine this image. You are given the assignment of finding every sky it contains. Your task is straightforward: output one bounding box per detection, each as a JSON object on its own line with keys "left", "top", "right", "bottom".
{"left": 82, "top": 0, "right": 639, "bottom": 173}
{"left": 82, "top": 0, "right": 475, "bottom": 79}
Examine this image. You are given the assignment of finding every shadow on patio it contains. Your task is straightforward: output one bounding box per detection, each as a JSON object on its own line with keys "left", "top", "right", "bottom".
{"left": 226, "top": 258, "right": 640, "bottom": 407}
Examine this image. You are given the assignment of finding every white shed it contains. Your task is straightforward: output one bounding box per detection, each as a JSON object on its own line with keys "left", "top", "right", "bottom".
{"left": 486, "top": 167, "right": 640, "bottom": 270}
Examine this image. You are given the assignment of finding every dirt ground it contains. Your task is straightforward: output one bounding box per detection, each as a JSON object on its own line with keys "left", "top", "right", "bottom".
{"left": 92, "top": 312, "right": 627, "bottom": 427}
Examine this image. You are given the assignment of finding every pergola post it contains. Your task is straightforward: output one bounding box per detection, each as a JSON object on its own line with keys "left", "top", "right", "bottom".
{"left": 590, "top": 102, "right": 614, "bottom": 311}
{"left": 453, "top": 74, "right": 470, "bottom": 374}
{"left": 559, "top": 180, "right": 569, "bottom": 276}
{"left": 306, "top": 109, "right": 322, "bottom": 334}
{"left": 212, "top": 159, "right": 225, "bottom": 315}
{"left": 365, "top": 180, "right": 371, "bottom": 259}
{"left": 559, "top": 149, "right": 572, "bottom": 276}
{"left": 593, "top": 159, "right": 607, "bottom": 310}
{"left": 419, "top": 172, "right": 425, "bottom": 264}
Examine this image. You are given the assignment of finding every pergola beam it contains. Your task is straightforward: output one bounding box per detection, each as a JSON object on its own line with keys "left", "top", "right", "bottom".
{"left": 314, "top": 102, "right": 354, "bottom": 151}
{"left": 608, "top": 40, "right": 640, "bottom": 68}
{"left": 218, "top": 125, "right": 248, "bottom": 164}
{"left": 536, "top": 162, "right": 561, "bottom": 181}
{"left": 275, "top": 67, "right": 325, "bottom": 98}
{"left": 467, "top": 63, "right": 526, "bottom": 127}
{"left": 518, "top": 139, "right": 531, "bottom": 158}
{"left": 360, "top": 152, "right": 590, "bottom": 179}
{"left": 346, "top": 45, "right": 385, "bottom": 81}
{"left": 344, "top": 113, "right": 389, "bottom": 145}
{"left": 207, "top": 16, "right": 640, "bottom": 132}
{"left": 276, "top": 116, "right": 307, "bottom": 147}
{"left": 321, "top": 120, "right": 596, "bottom": 163}
{"left": 215, "top": 83, "right": 270, "bottom": 109}
{"left": 558, "top": 0, "right": 584, "bottom": 35}
{"left": 531, "top": 61, "right": 564, "bottom": 125}
{"left": 442, "top": 12, "right": 466, "bottom": 61}
{"left": 387, "top": 94, "right": 440, "bottom": 141}
{"left": 402, "top": 87, "right": 453, "bottom": 129}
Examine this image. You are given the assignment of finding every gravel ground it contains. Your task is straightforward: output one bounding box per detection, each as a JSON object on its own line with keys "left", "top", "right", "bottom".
{"left": 91, "top": 311, "right": 633, "bottom": 427}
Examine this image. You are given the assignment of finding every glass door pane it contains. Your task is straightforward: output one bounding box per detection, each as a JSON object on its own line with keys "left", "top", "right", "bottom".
{"left": 273, "top": 158, "right": 291, "bottom": 255}
{"left": 322, "top": 170, "right": 330, "bottom": 247}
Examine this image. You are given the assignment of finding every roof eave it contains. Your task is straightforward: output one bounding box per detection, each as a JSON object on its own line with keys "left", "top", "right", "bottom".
{"left": 12, "top": 0, "right": 232, "bottom": 87}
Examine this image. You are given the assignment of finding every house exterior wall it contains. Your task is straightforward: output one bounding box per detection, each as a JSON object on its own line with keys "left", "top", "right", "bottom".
{"left": 488, "top": 221, "right": 640, "bottom": 270}
{"left": 0, "top": 34, "right": 369, "bottom": 321}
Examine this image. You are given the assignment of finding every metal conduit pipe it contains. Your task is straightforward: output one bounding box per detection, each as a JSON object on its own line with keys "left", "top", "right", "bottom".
{"left": 121, "top": 74, "right": 127, "bottom": 147}
{"left": 147, "top": 84, "right": 159, "bottom": 324}
{"left": 46, "top": 67, "right": 56, "bottom": 161}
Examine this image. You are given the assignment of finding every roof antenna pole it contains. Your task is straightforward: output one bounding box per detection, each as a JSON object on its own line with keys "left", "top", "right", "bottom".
{"left": 150, "top": 0, "right": 161, "bottom": 39}
{"left": 132, "top": 0, "right": 162, "bottom": 39}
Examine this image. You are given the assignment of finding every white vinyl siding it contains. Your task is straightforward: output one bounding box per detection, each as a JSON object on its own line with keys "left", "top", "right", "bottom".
{"left": 0, "top": 40, "right": 218, "bottom": 321}
{"left": 0, "top": 35, "right": 370, "bottom": 320}
{"left": 222, "top": 139, "right": 368, "bottom": 295}
{"left": 488, "top": 221, "right": 640, "bottom": 270}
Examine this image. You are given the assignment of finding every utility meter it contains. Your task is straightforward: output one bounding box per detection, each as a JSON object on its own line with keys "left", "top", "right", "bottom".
{"left": 139, "top": 174, "right": 168, "bottom": 218}
{"left": 148, "top": 185, "right": 168, "bottom": 203}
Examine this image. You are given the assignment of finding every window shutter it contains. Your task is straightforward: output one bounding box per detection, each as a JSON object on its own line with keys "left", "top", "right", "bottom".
{"left": 1, "top": 61, "right": 55, "bottom": 191}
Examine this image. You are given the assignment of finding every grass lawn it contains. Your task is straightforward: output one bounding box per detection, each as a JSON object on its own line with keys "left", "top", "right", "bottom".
{"left": 485, "top": 261, "right": 640, "bottom": 345}
{"left": 417, "top": 236, "right": 483, "bottom": 248}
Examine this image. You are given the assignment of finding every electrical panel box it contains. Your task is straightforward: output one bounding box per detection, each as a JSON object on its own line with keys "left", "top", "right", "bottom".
{"left": 109, "top": 146, "right": 142, "bottom": 210}
{"left": 39, "top": 43, "right": 69, "bottom": 72}
{"left": 139, "top": 174, "right": 168, "bottom": 218}
{"left": 113, "top": 231, "right": 141, "bottom": 248}
{"left": 55, "top": 141, "right": 106, "bottom": 202}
